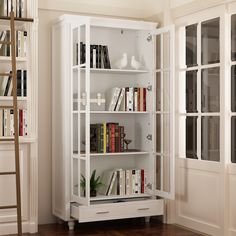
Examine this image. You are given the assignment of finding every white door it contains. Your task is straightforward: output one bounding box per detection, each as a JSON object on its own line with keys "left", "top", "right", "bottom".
{"left": 150, "top": 25, "right": 175, "bottom": 200}
{"left": 70, "top": 20, "right": 91, "bottom": 206}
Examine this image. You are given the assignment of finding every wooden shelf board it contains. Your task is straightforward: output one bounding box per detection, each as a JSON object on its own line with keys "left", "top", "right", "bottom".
{"left": 73, "top": 67, "right": 149, "bottom": 74}
{"left": 90, "top": 194, "right": 151, "bottom": 201}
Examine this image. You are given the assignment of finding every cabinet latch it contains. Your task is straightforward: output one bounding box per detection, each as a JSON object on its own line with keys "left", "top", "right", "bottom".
{"left": 146, "top": 134, "right": 152, "bottom": 141}
{"left": 147, "top": 34, "right": 152, "bottom": 42}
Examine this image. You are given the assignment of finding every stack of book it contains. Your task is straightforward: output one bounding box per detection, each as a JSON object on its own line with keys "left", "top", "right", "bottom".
{"left": 99, "top": 168, "right": 146, "bottom": 196}
{"left": 106, "top": 87, "right": 147, "bottom": 111}
{"left": 0, "top": 70, "right": 27, "bottom": 97}
{"left": 0, "top": 0, "right": 27, "bottom": 18}
{"left": 74, "top": 43, "right": 111, "bottom": 69}
{"left": 90, "top": 123, "right": 125, "bottom": 153}
{"left": 0, "top": 30, "right": 27, "bottom": 57}
{"left": 0, "top": 109, "right": 27, "bottom": 137}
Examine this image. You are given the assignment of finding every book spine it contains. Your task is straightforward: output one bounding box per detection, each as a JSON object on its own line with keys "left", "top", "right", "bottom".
{"left": 19, "top": 109, "right": 23, "bottom": 136}
{"left": 92, "top": 46, "right": 96, "bottom": 68}
{"left": 97, "top": 124, "right": 101, "bottom": 153}
{"left": 138, "top": 87, "right": 141, "bottom": 111}
{"left": 106, "top": 123, "right": 109, "bottom": 152}
{"left": 10, "top": 109, "right": 14, "bottom": 136}
{"left": 120, "top": 126, "right": 124, "bottom": 152}
{"left": 116, "top": 170, "right": 120, "bottom": 195}
{"left": 126, "top": 170, "right": 130, "bottom": 195}
{"left": 140, "top": 88, "right": 143, "bottom": 112}
{"left": 103, "top": 123, "right": 106, "bottom": 153}
{"left": 107, "top": 171, "right": 117, "bottom": 196}
{"left": 23, "top": 109, "right": 27, "bottom": 136}
{"left": 128, "top": 87, "right": 134, "bottom": 111}
{"left": 141, "top": 169, "right": 144, "bottom": 193}
{"left": 143, "top": 88, "right": 147, "bottom": 111}
{"left": 111, "top": 124, "right": 115, "bottom": 153}
{"left": 132, "top": 169, "right": 136, "bottom": 194}
{"left": 23, "top": 70, "right": 27, "bottom": 97}
{"left": 136, "top": 169, "right": 141, "bottom": 194}
{"left": 134, "top": 87, "right": 138, "bottom": 111}
{"left": 100, "top": 124, "right": 104, "bottom": 153}
{"left": 125, "top": 87, "right": 129, "bottom": 111}
{"left": 115, "top": 124, "right": 119, "bottom": 152}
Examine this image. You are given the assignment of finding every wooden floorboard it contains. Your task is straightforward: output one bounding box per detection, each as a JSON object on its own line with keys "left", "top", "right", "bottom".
{"left": 15, "top": 218, "right": 204, "bottom": 236}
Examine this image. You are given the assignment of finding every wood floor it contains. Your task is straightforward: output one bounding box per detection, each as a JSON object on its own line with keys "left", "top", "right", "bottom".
{"left": 19, "top": 218, "right": 204, "bottom": 236}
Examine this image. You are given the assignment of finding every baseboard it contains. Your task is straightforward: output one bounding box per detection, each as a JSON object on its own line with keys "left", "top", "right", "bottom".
{"left": 0, "top": 221, "right": 37, "bottom": 235}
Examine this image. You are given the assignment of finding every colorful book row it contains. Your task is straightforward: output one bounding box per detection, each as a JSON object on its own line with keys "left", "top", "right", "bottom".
{"left": 0, "top": 109, "right": 27, "bottom": 137}
{"left": 106, "top": 87, "right": 147, "bottom": 112}
{"left": 99, "top": 168, "right": 146, "bottom": 196}
{"left": 90, "top": 123, "right": 124, "bottom": 153}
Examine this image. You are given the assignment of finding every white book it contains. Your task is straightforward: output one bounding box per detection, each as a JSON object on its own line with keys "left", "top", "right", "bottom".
{"left": 16, "top": 0, "right": 19, "bottom": 17}
{"left": 0, "top": 75, "right": 7, "bottom": 96}
{"left": 136, "top": 169, "right": 141, "bottom": 194}
{"left": 23, "top": 31, "right": 27, "bottom": 57}
{"left": 3, "top": 109, "right": 7, "bottom": 136}
{"left": 107, "top": 170, "right": 117, "bottom": 196}
{"left": 131, "top": 169, "right": 136, "bottom": 194}
{"left": 115, "top": 88, "right": 125, "bottom": 111}
{"left": 128, "top": 87, "right": 134, "bottom": 111}
{"left": 125, "top": 169, "right": 131, "bottom": 195}
{"left": 0, "top": 0, "right": 8, "bottom": 17}
{"left": 7, "top": 0, "right": 11, "bottom": 16}
{"left": 0, "top": 31, "right": 7, "bottom": 50}
{"left": 9, "top": 109, "right": 14, "bottom": 136}
{"left": 121, "top": 169, "right": 126, "bottom": 196}
{"left": 106, "top": 87, "right": 120, "bottom": 111}
{"left": 134, "top": 88, "right": 138, "bottom": 111}
{"left": 92, "top": 48, "right": 96, "bottom": 68}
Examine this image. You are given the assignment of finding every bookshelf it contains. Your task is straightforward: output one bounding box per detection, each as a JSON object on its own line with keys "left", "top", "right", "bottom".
{"left": 52, "top": 15, "right": 175, "bottom": 230}
{"left": 0, "top": 0, "right": 38, "bottom": 234}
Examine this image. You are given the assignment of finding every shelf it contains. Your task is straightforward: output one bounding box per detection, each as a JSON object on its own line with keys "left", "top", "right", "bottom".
{"left": 73, "top": 110, "right": 149, "bottom": 114}
{"left": 79, "top": 150, "right": 149, "bottom": 157}
{"left": 0, "top": 136, "right": 36, "bottom": 144}
{"left": 0, "top": 96, "right": 28, "bottom": 101}
{"left": 90, "top": 193, "right": 151, "bottom": 202}
{"left": 0, "top": 56, "right": 27, "bottom": 62}
{"left": 0, "top": 16, "right": 34, "bottom": 22}
{"left": 73, "top": 67, "right": 150, "bottom": 74}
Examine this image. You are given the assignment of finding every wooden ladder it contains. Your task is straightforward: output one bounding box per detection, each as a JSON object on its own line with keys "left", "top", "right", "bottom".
{"left": 0, "top": 9, "right": 22, "bottom": 236}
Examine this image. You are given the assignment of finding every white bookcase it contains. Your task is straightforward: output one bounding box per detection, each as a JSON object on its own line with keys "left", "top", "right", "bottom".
{"left": 0, "top": 1, "right": 38, "bottom": 235}
{"left": 52, "top": 14, "right": 174, "bottom": 230}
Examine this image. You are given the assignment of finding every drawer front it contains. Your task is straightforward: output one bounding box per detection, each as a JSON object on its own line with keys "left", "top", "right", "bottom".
{"left": 71, "top": 199, "right": 164, "bottom": 223}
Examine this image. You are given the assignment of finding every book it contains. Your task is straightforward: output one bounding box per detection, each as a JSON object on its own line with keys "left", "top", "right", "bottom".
{"left": 99, "top": 169, "right": 116, "bottom": 196}
{"left": 115, "top": 88, "right": 125, "bottom": 111}
{"left": 0, "top": 74, "right": 8, "bottom": 96}
{"left": 4, "top": 74, "right": 12, "bottom": 96}
{"left": 106, "top": 87, "right": 121, "bottom": 111}
{"left": 0, "top": 0, "right": 7, "bottom": 17}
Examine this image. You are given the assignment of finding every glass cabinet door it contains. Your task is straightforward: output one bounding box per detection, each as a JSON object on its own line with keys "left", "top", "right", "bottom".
{"left": 153, "top": 25, "right": 175, "bottom": 200}
{"left": 71, "top": 21, "right": 90, "bottom": 205}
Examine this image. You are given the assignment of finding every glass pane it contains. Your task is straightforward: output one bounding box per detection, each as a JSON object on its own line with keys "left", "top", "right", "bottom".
{"left": 73, "top": 158, "right": 79, "bottom": 196}
{"left": 201, "top": 116, "right": 220, "bottom": 162}
{"left": 156, "top": 72, "right": 161, "bottom": 111}
{"left": 186, "top": 24, "right": 197, "bottom": 67}
{"left": 231, "top": 117, "right": 236, "bottom": 163}
{"left": 163, "top": 114, "right": 170, "bottom": 155}
{"left": 163, "top": 72, "right": 170, "bottom": 112}
{"left": 201, "top": 18, "right": 220, "bottom": 65}
{"left": 201, "top": 67, "right": 220, "bottom": 112}
{"left": 163, "top": 155, "right": 170, "bottom": 192}
{"left": 231, "top": 66, "right": 236, "bottom": 112}
{"left": 231, "top": 14, "right": 236, "bottom": 61}
{"left": 163, "top": 32, "right": 170, "bottom": 69}
{"left": 186, "top": 116, "right": 198, "bottom": 159}
{"left": 186, "top": 70, "right": 197, "bottom": 113}
{"left": 156, "top": 155, "right": 161, "bottom": 190}
{"left": 156, "top": 115, "right": 161, "bottom": 153}
{"left": 156, "top": 35, "right": 161, "bottom": 69}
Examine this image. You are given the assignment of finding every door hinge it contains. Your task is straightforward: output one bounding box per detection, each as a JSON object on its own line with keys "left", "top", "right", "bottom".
{"left": 147, "top": 85, "right": 152, "bottom": 91}
{"left": 147, "top": 34, "right": 152, "bottom": 42}
{"left": 146, "top": 134, "right": 152, "bottom": 141}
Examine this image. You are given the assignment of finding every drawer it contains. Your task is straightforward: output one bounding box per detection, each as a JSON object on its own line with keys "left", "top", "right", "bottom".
{"left": 71, "top": 199, "right": 164, "bottom": 223}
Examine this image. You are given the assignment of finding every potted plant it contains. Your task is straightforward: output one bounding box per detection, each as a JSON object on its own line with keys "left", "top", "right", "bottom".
{"left": 80, "top": 170, "right": 103, "bottom": 197}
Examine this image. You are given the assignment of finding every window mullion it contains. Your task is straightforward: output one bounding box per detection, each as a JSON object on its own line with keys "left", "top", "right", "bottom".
{"left": 197, "top": 22, "right": 201, "bottom": 160}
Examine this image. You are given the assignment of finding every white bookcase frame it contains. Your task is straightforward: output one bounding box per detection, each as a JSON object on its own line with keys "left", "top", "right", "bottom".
{"left": 52, "top": 14, "right": 175, "bottom": 230}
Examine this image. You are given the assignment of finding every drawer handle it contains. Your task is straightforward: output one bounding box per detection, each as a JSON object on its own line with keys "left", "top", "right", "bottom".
{"left": 138, "top": 208, "right": 150, "bottom": 211}
{"left": 96, "top": 211, "right": 110, "bottom": 214}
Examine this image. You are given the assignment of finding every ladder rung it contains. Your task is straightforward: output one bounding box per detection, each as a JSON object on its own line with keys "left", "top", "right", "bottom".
{"left": 0, "top": 41, "right": 11, "bottom": 45}
{"left": 0, "top": 138, "right": 15, "bottom": 142}
{"left": 0, "top": 172, "right": 16, "bottom": 175}
{"left": 0, "top": 73, "right": 12, "bottom": 77}
{"left": 0, "top": 106, "right": 14, "bottom": 109}
{"left": 0, "top": 205, "right": 17, "bottom": 210}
